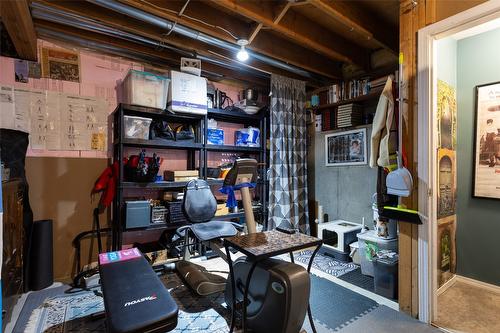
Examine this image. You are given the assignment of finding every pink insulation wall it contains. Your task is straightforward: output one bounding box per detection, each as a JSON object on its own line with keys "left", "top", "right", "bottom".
{"left": 0, "top": 39, "right": 248, "bottom": 280}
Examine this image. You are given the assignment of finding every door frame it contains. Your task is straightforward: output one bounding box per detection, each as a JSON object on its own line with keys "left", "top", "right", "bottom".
{"left": 417, "top": 0, "right": 500, "bottom": 323}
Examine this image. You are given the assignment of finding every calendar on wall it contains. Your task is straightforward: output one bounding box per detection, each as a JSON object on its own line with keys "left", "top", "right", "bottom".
{"left": 0, "top": 85, "right": 107, "bottom": 151}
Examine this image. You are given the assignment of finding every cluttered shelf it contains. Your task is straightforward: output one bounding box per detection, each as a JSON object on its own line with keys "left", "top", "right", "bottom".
{"left": 116, "top": 138, "right": 204, "bottom": 150}
{"left": 120, "top": 179, "right": 227, "bottom": 189}
{"left": 207, "top": 107, "right": 265, "bottom": 122}
{"left": 206, "top": 144, "right": 262, "bottom": 153}
{"left": 117, "top": 103, "right": 204, "bottom": 121}
{"left": 310, "top": 86, "right": 384, "bottom": 111}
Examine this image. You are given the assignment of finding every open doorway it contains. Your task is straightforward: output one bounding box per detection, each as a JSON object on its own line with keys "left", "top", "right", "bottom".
{"left": 418, "top": 2, "right": 500, "bottom": 332}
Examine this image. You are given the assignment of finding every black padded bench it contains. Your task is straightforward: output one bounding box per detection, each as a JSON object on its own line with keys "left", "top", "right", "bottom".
{"left": 99, "top": 248, "right": 178, "bottom": 333}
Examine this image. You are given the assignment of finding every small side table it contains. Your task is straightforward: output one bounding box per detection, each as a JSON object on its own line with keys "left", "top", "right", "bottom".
{"left": 223, "top": 230, "right": 323, "bottom": 333}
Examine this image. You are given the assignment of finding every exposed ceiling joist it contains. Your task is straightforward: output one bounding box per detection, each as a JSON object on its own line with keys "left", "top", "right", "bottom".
{"left": 309, "top": 0, "right": 398, "bottom": 53}
{"left": 115, "top": 0, "right": 341, "bottom": 79}
{"left": 35, "top": 19, "right": 270, "bottom": 88}
{"left": 211, "top": 0, "right": 369, "bottom": 68}
{"left": 0, "top": 0, "right": 38, "bottom": 61}
{"left": 34, "top": 1, "right": 308, "bottom": 81}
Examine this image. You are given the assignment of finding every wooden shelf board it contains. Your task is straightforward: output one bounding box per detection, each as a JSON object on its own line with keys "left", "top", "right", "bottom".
{"left": 311, "top": 86, "right": 384, "bottom": 111}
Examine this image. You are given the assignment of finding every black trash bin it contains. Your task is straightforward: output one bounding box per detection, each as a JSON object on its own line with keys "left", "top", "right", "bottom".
{"left": 373, "top": 256, "right": 398, "bottom": 300}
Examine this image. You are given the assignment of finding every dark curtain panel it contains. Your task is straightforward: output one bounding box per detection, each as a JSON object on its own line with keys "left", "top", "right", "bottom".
{"left": 268, "top": 74, "right": 309, "bottom": 234}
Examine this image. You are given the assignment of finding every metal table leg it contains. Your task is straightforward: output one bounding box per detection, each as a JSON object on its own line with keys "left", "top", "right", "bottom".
{"left": 307, "top": 245, "right": 321, "bottom": 333}
{"left": 225, "top": 244, "right": 237, "bottom": 333}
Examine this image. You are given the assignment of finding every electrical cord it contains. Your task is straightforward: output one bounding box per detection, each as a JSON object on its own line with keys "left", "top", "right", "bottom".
{"left": 138, "top": 0, "right": 240, "bottom": 41}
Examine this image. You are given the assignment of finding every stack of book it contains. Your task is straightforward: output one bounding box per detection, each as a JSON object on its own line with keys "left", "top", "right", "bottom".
{"left": 337, "top": 104, "right": 363, "bottom": 128}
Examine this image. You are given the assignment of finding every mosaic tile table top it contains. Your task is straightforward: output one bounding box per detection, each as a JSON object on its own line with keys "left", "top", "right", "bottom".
{"left": 224, "top": 230, "right": 322, "bottom": 259}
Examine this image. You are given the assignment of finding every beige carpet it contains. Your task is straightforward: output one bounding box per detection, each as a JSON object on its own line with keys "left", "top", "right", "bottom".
{"left": 434, "top": 280, "right": 500, "bottom": 333}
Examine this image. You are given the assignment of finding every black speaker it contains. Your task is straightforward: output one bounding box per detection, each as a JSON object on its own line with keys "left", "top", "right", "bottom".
{"left": 29, "top": 219, "right": 53, "bottom": 291}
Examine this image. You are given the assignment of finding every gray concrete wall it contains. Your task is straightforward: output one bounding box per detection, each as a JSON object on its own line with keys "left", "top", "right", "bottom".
{"left": 313, "top": 125, "right": 377, "bottom": 226}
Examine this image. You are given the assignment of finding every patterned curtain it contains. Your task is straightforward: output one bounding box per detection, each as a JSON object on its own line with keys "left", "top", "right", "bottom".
{"left": 268, "top": 74, "right": 309, "bottom": 234}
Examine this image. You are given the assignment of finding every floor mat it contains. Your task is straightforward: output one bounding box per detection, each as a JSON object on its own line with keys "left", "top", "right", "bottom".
{"left": 12, "top": 285, "right": 71, "bottom": 333}
{"left": 10, "top": 269, "right": 378, "bottom": 333}
{"left": 338, "top": 268, "right": 375, "bottom": 293}
{"left": 335, "top": 305, "right": 444, "bottom": 333}
{"left": 293, "top": 250, "right": 358, "bottom": 277}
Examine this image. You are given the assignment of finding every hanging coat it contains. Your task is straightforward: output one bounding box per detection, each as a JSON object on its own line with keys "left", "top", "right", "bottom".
{"left": 370, "top": 76, "right": 397, "bottom": 168}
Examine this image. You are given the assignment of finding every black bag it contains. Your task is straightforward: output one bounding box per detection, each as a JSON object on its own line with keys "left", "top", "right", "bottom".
{"left": 150, "top": 120, "right": 175, "bottom": 141}
{"left": 175, "top": 124, "right": 195, "bottom": 141}
{"left": 182, "top": 179, "right": 217, "bottom": 223}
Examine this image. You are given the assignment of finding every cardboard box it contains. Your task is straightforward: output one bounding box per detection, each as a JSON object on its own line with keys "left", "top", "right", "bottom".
{"left": 164, "top": 170, "right": 199, "bottom": 181}
{"left": 167, "top": 71, "right": 207, "bottom": 115}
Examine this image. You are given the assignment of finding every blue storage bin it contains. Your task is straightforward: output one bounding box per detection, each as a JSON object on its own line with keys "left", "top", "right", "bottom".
{"left": 207, "top": 128, "right": 224, "bottom": 145}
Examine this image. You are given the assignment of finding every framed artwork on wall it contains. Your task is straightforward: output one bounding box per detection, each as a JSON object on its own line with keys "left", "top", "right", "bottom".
{"left": 325, "top": 128, "right": 367, "bottom": 166}
{"left": 473, "top": 81, "right": 500, "bottom": 199}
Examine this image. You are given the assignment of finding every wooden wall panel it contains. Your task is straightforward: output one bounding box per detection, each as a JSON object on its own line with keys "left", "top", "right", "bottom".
{"left": 398, "top": 0, "right": 487, "bottom": 318}
{"left": 26, "top": 157, "right": 109, "bottom": 281}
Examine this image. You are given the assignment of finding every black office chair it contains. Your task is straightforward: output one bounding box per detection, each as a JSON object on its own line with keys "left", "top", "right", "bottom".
{"left": 175, "top": 158, "right": 258, "bottom": 295}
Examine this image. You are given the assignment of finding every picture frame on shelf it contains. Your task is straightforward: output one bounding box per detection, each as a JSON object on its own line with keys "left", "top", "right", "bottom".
{"left": 473, "top": 81, "right": 500, "bottom": 199}
{"left": 325, "top": 128, "right": 367, "bottom": 166}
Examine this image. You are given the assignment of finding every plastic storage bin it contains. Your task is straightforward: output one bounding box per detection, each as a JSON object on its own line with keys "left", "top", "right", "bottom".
{"left": 125, "top": 201, "right": 151, "bottom": 229}
{"left": 357, "top": 230, "right": 398, "bottom": 277}
{"left": 122, "top": 70, "right": 169, "bottom": 109}
{"left": 124, "top": 116, "right": 152, "bottom": 140}
{"left": 349, "top": 241, "right": 361, "bottom": 265}
{"left": 373, "top": 257, "right": 398, "bottom": 299}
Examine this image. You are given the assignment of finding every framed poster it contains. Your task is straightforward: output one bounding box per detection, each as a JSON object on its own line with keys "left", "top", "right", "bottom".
{"left": 325, "top": 128, "right": 367, "bottom": 166}
{"left": 473, "top": 81, "right": 500, "bottom": 199}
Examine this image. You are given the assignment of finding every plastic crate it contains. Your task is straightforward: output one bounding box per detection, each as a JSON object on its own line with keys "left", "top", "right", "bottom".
{"left": 122, "top": 70, "right": 169, "bottom": 109}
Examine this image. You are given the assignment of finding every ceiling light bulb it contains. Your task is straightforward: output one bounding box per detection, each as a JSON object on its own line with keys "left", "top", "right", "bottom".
{"left": 237, "top": 46, "right": 249, "bottom": 61}
{"left": 236, "top": 39, "right": 249, "bottom": 62}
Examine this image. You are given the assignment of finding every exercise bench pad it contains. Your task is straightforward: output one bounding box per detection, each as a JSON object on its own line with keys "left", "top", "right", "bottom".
{"left": 99, "top": 248, "right": 178, "bottom": 333}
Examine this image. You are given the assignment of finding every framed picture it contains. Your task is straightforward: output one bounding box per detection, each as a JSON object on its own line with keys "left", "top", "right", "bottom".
{"left": 473, "top": 81, "right": 500, "bottom": 199}
{"left": 325, "top": 128, "right": 367, "bottom": 166}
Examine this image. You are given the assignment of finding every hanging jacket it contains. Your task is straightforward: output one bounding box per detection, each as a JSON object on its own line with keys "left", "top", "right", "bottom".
{"left": 370, "top": 76, "right": 397, "bottom": 168}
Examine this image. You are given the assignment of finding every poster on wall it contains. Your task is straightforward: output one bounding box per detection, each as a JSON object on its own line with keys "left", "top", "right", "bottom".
{"left": 437, "top": 80, "right": 457, "bottom": 218}
{"left": 325, "top": 128, "right": 367, "bottom": 166}
{"left": 474, "top": 81, "right": 500, "bottom": 199}
{"left": 437, "top": 80, "right": 457, "bottom": 150}
{"left": 41, "top": 47, "right": 80, "bottom": 82}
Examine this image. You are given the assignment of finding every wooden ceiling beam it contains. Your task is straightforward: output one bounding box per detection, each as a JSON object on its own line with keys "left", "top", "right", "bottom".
{"left": 309, "top": 0, "right": 398, "bottom": 53}
{"left": 211, "top": 0, "right": 369, "bottom": 68}
{"left": 114, "top": 0, "right": 341, "bottom": 79}
{"left": 34, "top": 19, "right": 270, "bottom": 88}
{"left": 0, "top": 0, "right": 38, "bottom": 61}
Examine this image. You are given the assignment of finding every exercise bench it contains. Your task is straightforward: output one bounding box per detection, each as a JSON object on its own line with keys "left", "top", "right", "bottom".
{"left": 98, "top": 248, "right": 178, "bottom": 333}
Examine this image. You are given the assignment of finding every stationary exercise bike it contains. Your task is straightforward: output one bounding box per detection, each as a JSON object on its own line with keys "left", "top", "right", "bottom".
{"left": 174, "top": 158, "right": 311, "bottom": 333}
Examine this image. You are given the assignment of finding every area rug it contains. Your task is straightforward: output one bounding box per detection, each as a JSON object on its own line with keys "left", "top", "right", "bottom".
{"left": 25, "top": 290, "right": 104, "bottom": 333}
{"left": 12, "top": 268, "right": 378, "bottom": 333}
{"left": 292, "top": 250, "right": 358, "bottom": 277}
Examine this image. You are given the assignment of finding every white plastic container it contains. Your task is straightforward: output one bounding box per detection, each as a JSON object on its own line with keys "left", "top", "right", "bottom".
{"left": 357, "top": 230, "right": 398, "bottom": 277}
{"left": 122, "top": 70, "right": 169, "bottom": 109}
{"left": 124, "top": 116, "right": 152, "bottom": 140}
{"left": 349, "top": 241, "right": 361, "bottom": 265}
{"left": 167, "top": 70, "right": 207, "bottom": 115}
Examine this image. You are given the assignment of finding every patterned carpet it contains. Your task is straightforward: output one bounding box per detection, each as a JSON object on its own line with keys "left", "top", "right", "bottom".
{"left": 292, "top": 250, "right": 358, "bottom": 277}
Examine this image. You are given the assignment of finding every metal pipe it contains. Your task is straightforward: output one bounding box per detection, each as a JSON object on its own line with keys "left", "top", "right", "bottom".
{"left": 36, "top": 27, "right": 226, "bottom": 79}
{"left": 31, "top": 3, "right": 269, "bottom": 79}
{"left": 87, "top": 0, "right": 319, "bottom": 80}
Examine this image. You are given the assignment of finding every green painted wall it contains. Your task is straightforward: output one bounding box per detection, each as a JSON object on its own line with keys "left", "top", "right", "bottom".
{"left": 456, "top": 27, "right": 500, "bottom": 286}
